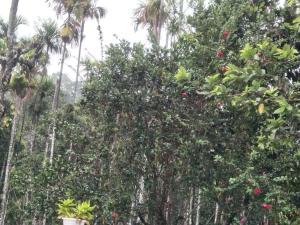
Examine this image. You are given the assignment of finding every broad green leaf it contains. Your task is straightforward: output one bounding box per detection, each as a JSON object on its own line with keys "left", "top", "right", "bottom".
{"left": 175, "top": 66, "right": 191, "bottom": 82}
{"left": 275, "top": 44, "right": 298, "bottom": 60}
{"left": 240, "top": 43, "right": 257, "bottom": 60}
{"left": 274, "top": 107, "right": 285, "bottom": 114}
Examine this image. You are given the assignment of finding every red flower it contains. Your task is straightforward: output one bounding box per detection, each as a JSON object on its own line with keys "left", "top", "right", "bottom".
{"left": 216, "top": 50, "right": 225, "bottom": 58}
{"left": 240, "top": 216, "right": 247, "bottom": 225}
{"left": 181, "top": 92, "right": 188, "bottom": 97}
{"left": 253, "top": 187, "right": 262, "bottom": 196}
{"left": 261, "top": 203, "right": 272, "bottom": 209}
{"left": 223, "top": 31, "right": 230, "bottom": 39}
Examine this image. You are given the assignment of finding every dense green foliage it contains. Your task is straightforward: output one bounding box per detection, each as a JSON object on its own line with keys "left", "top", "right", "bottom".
{"left": 0, "top": 0, "right": 299, "bottom": 225}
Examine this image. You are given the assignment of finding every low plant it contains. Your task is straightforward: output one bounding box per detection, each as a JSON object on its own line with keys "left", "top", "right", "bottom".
{"left": 57, "top": 198, "right": 96, "bottom": 223}
{"left": 57, "top": 198, "right": 76, "bottom": 218}
{"left": 74, "top": 201, "right": 95, "bottom": 221}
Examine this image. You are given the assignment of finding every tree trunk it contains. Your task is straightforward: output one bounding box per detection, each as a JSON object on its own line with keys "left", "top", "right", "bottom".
{"left": 214, "top": 202, "right": 220, "bottom": 225}
{"left": 0, "top": 0, "right": 20, "bottom": 120}
{"left": 188, "top": 188, "right": 195, "bottom": 225}
{"left": 157, "top": 0, "right": 164, "bottom": 44}
{"left": 74, "top": 20, "right": 85, "bottom": 103}
{"left": 18, "top": 108, "right": 26, "bottom": 144}
{"left": 195, "top": 189, "right": 201, "bottom": 225}
{"left": 0, "top": 107, "right": 21, "bottom": 225}
{"left": 96, "top": 19, "right": 104, "bottom": 60}
{"left": 49, "top": 41, "right": 67, "bottom": 164}
{"left": 179, "top": 0, "right": 184, "bottom": 33}
{"left": 29, "top": 123, "right": 37, "bottom": 154}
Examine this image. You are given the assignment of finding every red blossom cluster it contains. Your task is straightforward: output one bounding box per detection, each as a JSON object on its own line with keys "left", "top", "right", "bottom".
{"left": 253, "top": 187, "right": 262, "bottom": 196}
{"left": 181, "top": 91, "right": 188, "bottom": 97}
{"left": 216, "top": 50, "right": 225, "bottom": 58}
{"left": 261, "top": 203, "right": 272, "bottom": 209}
{"left": 223, "top": 31, "right": 230, "bottom": 39}
{"left": 240, "top": 216, "right": 247, "bottom": 225}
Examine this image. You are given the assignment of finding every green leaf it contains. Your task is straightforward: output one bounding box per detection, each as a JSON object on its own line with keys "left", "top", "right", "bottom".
{"left": 275, "top": 44, "right": 298, "bottom": 60}
{"left": 240, "top": 43, "right": 257, "bottom": 60}
{"left": 175, "top": 66, "right": 191, "bottom": 82}
{"left": 274, "top": 107, "right": 285, "bottom": 114}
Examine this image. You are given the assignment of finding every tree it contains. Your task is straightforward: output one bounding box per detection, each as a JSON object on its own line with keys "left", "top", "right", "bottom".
{"left": 73, "top": 0, "right": 106, "bottom": 102}
{"left": 45, "top": 0, "right": 79, "bottom": 165}
{"left": 0, "top": 0, "right": 20, "bottom": 121}
{"left": 134, "top": 0, "right": 168, "bottom": 44}
{"left": 35, "top": 19, "right": 61, "bottom": 71}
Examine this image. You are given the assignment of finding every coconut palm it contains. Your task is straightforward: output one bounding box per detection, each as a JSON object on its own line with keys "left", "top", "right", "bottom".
{"left": 0, "top": 0, "right": 21, "bottom": 121}
{"left": 45, "top": 0, "right": 80, "bottom": 165}
{"left": 34, "top": 19, "right": 61, "bottom": 69}
{"left": 134, "top": 0, "right": 169, "bottom": 44}
{"left": 0, "top": 16, "right": 27, "bottom": 39}
{"left": 73, "top": 0, "right": 106, "bottom": 102}
{"left": 0, "top": 73, "right": 34, "bottom": 225}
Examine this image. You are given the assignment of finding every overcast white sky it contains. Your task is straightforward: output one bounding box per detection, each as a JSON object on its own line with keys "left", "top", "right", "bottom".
{"left": 0, "top": 0, "right": 148, "bottom": 80}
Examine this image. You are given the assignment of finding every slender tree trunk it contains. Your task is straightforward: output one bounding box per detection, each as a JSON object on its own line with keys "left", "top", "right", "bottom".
{"left": 18, "top": 108, "right": 26, "bottom": 144}
{"left": 0, "top": 153, "right": 7, "bottom": 191}
{"left": 0, "top": 0, "right": 20, "bottom": 121}
{"left": 49, "top": 41, "right": 67, "bottom": 164}
{"left": 195, "top": 188, "right": 201, "bottom": 225}
{"left": 214, "top": 202, "right": 220, "bottom": 225}
{"left": 96, "top": 19, "right": 104, "bottom": 60}
{"left": 29, "top": 123, "right": 37, "bottom": 154}
{"left": 188, "top": 188, "right": 194, "bottom": 225}
{"left": 0, "top": 104, "right": 21, "bottom": 225}
{"left": 179, "top": 0, "right": 184, "bottom": 33}
{"left": 74, "top": 20, "right": 85, "bottom": 103}
{"left": 129, "top": 194, "right": 136, "bottom": 225}
{"left": 157, "top": 0, "right": 164, "bottom": 44}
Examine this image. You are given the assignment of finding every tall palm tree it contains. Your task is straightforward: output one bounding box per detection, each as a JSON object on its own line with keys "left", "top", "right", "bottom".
{"left": 73, "top": 0, "right": 106, "bottom": 102}
{"left": 0, "top": 16, "right": 27, "bottom": 39}
{"left": 45, "top": 0, "right": 79, "bottom": 165}
{"left": 29, "top": 20, "right": 60, "bottom": 158}
{"left": 34, "top": 19, "right": 61, "bottom": 71}
{"left": 0, "top": 0, "right": 20, "bottom": 122}
{"left": 0, "top": 73, "right": 34, "bottom": 225}
{"left": 134, "top": 0, "right": 168, "bottom": 44}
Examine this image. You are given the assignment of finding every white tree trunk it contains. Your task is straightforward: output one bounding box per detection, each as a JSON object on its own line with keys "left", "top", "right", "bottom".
{"left": 29, "top": 123, "right": 37, "bottom": 154}
{"left": 138, "top": 176, "right": 145, "bottom": 204}
{"left": 195, "top": 188, "right": 201, "bottom": 225}
{"left": 49, "top": 41, "right": 67, "bottom": 164}
{"left": 0, "top": 0, "right": 20, "bottom": 119}
{"left": 74, "top": 20, "right": 85, "bottom": 102}
{"left": 214, "top": 202, "right": 220, "bottom": 224}
{"left": 0, "top": 111, "right": 20, "bottom": 225}
{"left": 188, "top": 188, "right": 194, "bottom": 225}
{"left": 128, "top": 194, "right": 136, "bottom": 225}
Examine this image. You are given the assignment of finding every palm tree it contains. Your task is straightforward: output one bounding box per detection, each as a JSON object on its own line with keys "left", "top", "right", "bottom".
{"left": 0, "top": 16, "right": 27, "bottom": 39}
{"left": 34, "top": 19, "right": 61, "bottom": 72}
{"left": 73, "top": 0, "right": 106, "bottom": 102}
{"left": 134, "top": 0, "right": 168, "bottom": 44}
{"left": 28, "top": 20, "right": 60, "bottom": 159}
{"left": 45, "top": 0, "right": 79, "bottom": 165}
{"left": 0, "top": 73, "right": 33, "bottom": 225}
{"left": 0, "top": 0, "right": 20, "bottom": 121}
